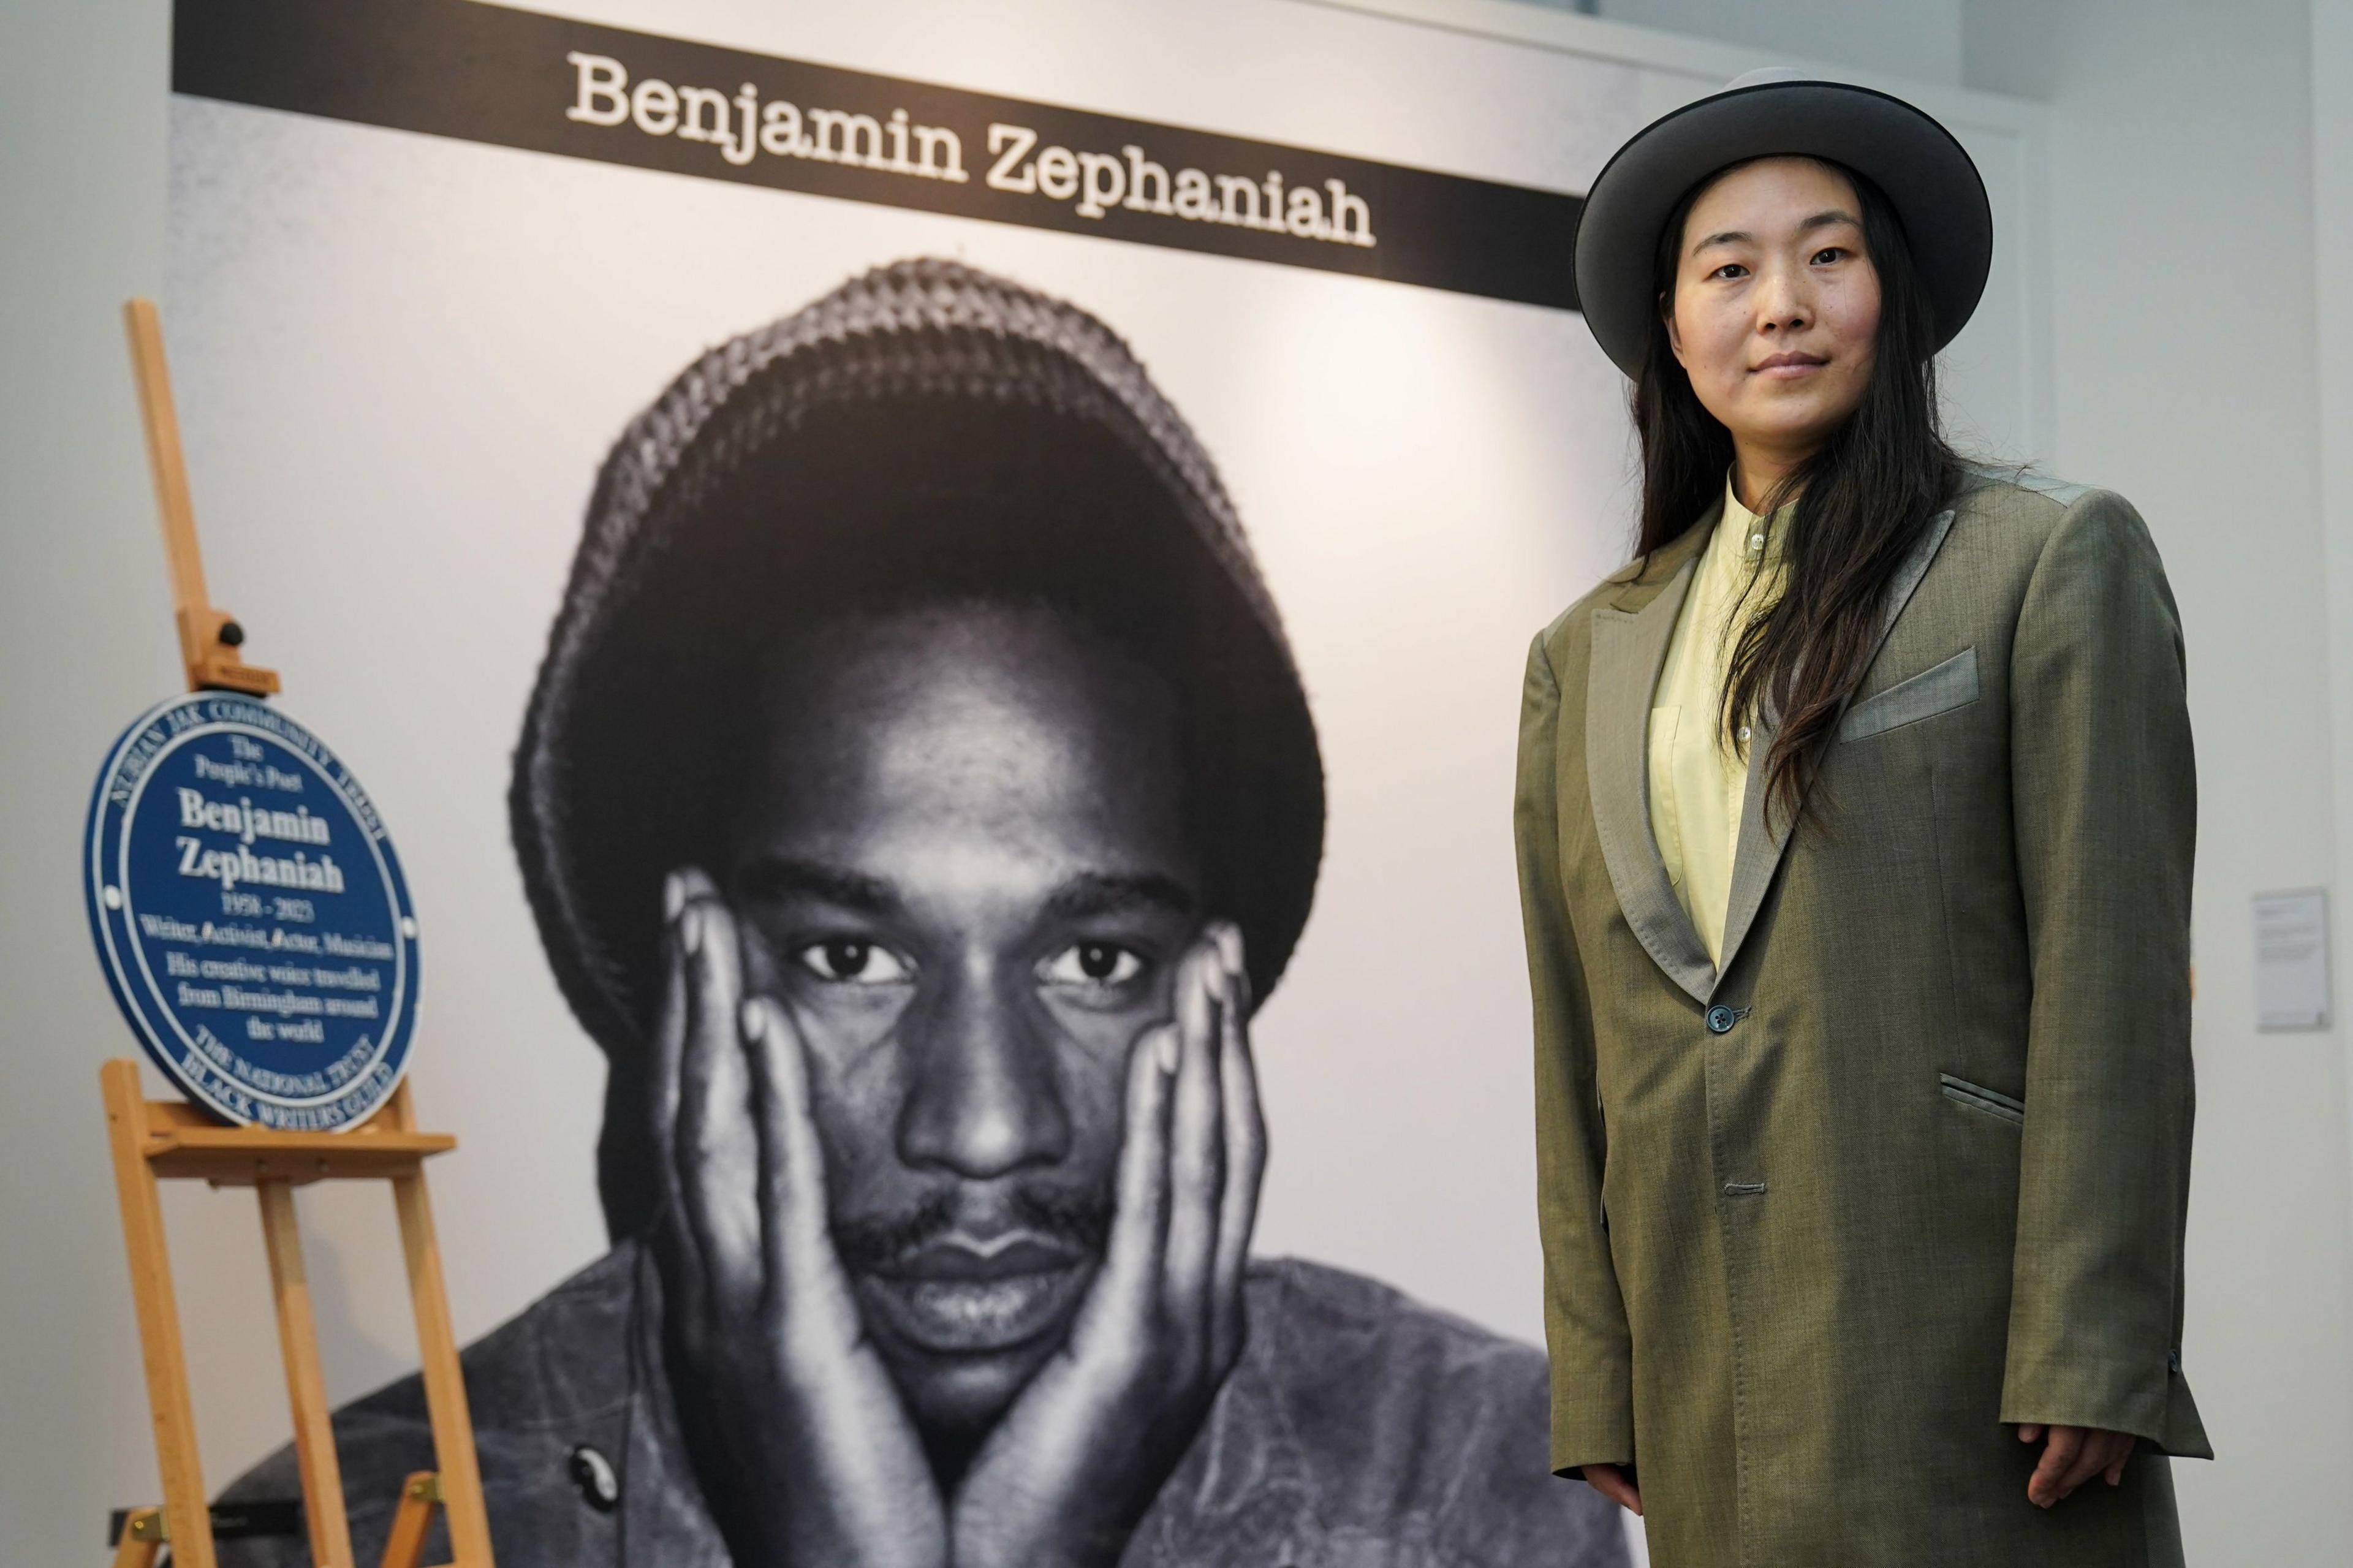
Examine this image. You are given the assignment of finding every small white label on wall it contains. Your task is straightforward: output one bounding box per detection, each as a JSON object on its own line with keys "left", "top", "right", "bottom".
{"left": 2253, "top": 888, "right": 2331, "bottom": 1032}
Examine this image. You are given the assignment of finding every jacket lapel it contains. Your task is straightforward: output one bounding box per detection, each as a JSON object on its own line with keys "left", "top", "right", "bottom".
{"left": 1587, "top": 521, "right": 1716, "bottom": 1005}
{"left": 1711, "top": 506, "right": 1959, "bottom": 993}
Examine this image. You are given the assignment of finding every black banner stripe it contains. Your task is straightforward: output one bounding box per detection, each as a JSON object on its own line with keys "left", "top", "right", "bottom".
{"left": 172, "top": 0, "right": 1583, "bottom": 311}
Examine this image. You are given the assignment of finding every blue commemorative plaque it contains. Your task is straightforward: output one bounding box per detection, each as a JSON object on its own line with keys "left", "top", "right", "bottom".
{"left": 84, "top": 692, "right": 420, "bottom": 1129}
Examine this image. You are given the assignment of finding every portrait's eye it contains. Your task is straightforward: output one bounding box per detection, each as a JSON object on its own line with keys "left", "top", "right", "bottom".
{"left": 1039, "top": 941, "right": 1146, "bottom": 989}
{"left": 1709, "top": 262, "right": 1749, "bottom": 281}
{"left": 795, "top": 937, "right": 914, "bottom": 985}
{"left": 1811, "top": 246, "right": 1847, "bottom": 265}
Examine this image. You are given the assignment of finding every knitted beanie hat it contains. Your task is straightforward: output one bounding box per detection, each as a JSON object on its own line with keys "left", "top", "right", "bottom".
{"left": 510, "top": 259, "right": 1324, "bottom": 1217}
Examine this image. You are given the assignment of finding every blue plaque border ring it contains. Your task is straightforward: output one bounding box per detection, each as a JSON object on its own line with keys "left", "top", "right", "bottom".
{"left": 83, "top": 692, "right": 421, "bottom": 1130}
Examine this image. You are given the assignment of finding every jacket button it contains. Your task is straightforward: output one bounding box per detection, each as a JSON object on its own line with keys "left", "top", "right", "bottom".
{"left": 569, "top": 1445, "right": 619, "bottom": 1513}
{"left": 1706, "top": 1004, "right": 1738, "bottom": 1034}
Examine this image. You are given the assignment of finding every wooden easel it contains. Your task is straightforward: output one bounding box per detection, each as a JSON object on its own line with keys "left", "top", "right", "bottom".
{"left": 103, "top": 301, "right": 494, "bottom": 1568}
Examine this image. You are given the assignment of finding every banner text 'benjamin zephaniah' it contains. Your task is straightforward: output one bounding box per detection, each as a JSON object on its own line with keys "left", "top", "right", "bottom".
{"left": 173, "top": 0, "right": 1582, "bottom": 309}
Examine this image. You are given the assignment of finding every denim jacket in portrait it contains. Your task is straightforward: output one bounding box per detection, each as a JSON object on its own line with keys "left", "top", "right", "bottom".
{"left": 218, "top": 1241, "right": 1626, "bottom": 1568}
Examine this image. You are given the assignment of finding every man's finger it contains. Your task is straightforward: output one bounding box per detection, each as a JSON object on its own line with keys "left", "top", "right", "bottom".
{"left": 672, "top": 897, "right": 719, "bottom": 1267}
{"left": 1083, "top": 1012, "right": 1178, "bottom": 1340}
{"left": 741, "top": 993, "right": 837, "bottom": 1303}
{"left": 676, "top": 888, "right": 760, "bottom": 1298}
{"left": 650, "top": 873, "right": 697, "bottom": 1262}
{"left": 1208, "top": 930, "right": 1266, "bottom": 1374}
{"left": 2028, "top": 1425, "right": 2085, "bottom": 1507}
{"left": 2103, "top": 1434, "right": 2134, "bottom": 1487}
{"left": 1162, "top": 943, "right": 1226, "bottom": 1347}
{"left": 652, "top": 871, "right": 692, "bottom": 1148}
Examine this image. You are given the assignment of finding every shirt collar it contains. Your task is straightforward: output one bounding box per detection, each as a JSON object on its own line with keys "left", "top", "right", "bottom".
{"left": 1719, "top": 471, "right": 1795, "bottom": 568}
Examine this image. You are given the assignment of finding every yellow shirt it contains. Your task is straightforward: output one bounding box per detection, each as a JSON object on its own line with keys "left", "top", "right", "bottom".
{"left": 1646, "top": 475, "right": 1793, "bottom": 964}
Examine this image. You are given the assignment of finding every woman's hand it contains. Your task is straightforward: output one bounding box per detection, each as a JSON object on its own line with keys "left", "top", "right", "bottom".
{"left": 1580, "top": 1463, "right": 1642, "bottom": 1515}
{"left": 2017, "top": 1423, "right": 2135, "bottom": 1507}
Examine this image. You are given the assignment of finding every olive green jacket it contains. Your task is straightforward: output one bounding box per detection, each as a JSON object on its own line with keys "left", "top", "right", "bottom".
{"left": 1515, "top": 472, "right": 2209, "bottom": 1567}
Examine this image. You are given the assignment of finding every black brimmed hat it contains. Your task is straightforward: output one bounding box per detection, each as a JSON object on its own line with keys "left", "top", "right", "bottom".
{"left": 511, "top": 260, "right": 1325, "bottom": 1230}
{"left": 1573, "top": 67, "right": 1993, "bottom": 379}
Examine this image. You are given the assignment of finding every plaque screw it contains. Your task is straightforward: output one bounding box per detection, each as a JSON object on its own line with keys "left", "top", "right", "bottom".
{"left": 219, "top": 620, "right": 245, "bottom": 647}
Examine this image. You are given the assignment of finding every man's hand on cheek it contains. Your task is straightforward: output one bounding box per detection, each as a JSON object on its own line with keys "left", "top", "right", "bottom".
{"left": 951, "top": 924, "right": 1267, "bottom": 1568}
{"left": 650, "top": 866, "right": 947, "bottom": 1568}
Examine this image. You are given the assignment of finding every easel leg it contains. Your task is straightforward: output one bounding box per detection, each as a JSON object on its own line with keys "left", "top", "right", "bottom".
{"left": 257, "top": 1179, "right": 357, "bottom": 1568}
{"left": 392, "top": 1172, "right": 493, "bottom": 1564}
{"left": 101, "top": 1062, "right": 219, "bottom": 1568}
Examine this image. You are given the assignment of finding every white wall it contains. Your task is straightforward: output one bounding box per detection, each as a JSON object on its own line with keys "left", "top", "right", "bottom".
{"left": 1967, "top": 2, "right": 2353, "bottom": 1561}
{"left": 1596, "top": 0, "right": 1964, "bottom": 84}
{"left": 2317, "top": 0, "right": 2353, "bottom": 1334}
{"left": 0, "top": 0, "right": 188, "bottom": 1558}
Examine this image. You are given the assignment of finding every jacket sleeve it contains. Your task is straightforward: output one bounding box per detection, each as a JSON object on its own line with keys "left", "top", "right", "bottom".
{"left": 1999, "top": 488, "right": 2207, "bottom": 1455}
{"left": 1514, "top": 628, "right": 1637, "bottom": 1475}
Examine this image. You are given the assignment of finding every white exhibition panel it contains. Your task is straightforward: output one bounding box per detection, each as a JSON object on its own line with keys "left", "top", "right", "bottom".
{"left": 0, "top": 2, "right": 2039, "bottom": 1551}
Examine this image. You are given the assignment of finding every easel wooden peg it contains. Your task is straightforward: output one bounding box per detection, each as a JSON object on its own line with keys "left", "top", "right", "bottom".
{"left": 110, "top": 1507, "right": 167, "bottom": 1568}
{"left": 379, "top": 1473, "right": 446, "bottom": 1568}
{"left": 121, "top": 298, "right": 280, "bottom": 696}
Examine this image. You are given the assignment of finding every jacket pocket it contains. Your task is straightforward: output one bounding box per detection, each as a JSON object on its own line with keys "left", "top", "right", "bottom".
{"left": 1841, "top": 645, "right": 1979, "bottom": 741}
{"left": 1939, "top": 1072, "right": 2025, "bottom": 1126}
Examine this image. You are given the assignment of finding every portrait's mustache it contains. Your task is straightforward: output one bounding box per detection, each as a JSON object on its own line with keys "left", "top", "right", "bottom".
{"left": 833, "top": 1184, "right": 1115, "bottom": 1273}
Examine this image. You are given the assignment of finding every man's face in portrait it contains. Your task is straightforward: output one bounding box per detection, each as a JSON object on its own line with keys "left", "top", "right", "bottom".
{"left": 721, "top": 599, "right": 1205, "bottom": 1441}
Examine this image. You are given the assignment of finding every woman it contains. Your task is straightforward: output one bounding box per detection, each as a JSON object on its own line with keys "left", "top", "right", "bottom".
{"left": 1517, "top": 71, "right": 2209, "bottom": 1566}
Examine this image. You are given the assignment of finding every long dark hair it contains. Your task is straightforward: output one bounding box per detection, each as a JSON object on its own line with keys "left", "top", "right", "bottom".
{"left": 1633, "top": 157, "right": 1963, "bottom": 827}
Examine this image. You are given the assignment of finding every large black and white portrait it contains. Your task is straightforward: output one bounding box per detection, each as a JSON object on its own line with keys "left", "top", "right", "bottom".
{"left": 214, "top": 260, "right": 1626, "bottom": 1567}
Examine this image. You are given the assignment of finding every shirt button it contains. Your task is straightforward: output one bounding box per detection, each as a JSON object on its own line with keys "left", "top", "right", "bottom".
{"left": 1706, "top": 1004, "right": 1738, "bottom": 1034}
{"left": 1737, "top": 724, "right": 1752, "bottom": 741}
{"left": 1749, "top": 532, "right": 1765, "bottom": 550}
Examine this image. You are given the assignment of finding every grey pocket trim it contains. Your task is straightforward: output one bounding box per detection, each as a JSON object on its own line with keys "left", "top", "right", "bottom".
{"left": 1841, "top": 646, "right": 1979, "bottom": 741}
{"left": 1940, "top": 1072, "right": 2025, "bottom": 1125}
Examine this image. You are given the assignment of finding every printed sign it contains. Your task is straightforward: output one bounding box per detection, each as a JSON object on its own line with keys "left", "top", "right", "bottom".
{"left": 2254, "top": 887, "right": 2332, "bottom": 1032}
{"left": 84, "top": 692, "right": 420, "bottom": 1129}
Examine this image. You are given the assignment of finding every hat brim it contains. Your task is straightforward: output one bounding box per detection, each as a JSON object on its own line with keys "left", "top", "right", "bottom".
{"left": 1573, "top": 80, "right": 1992, "bottom": 379}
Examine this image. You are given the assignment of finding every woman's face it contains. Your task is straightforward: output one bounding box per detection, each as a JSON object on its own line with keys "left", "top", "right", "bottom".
{"left": 1667, "top": 156, "right": 1882, "bottom": 469}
